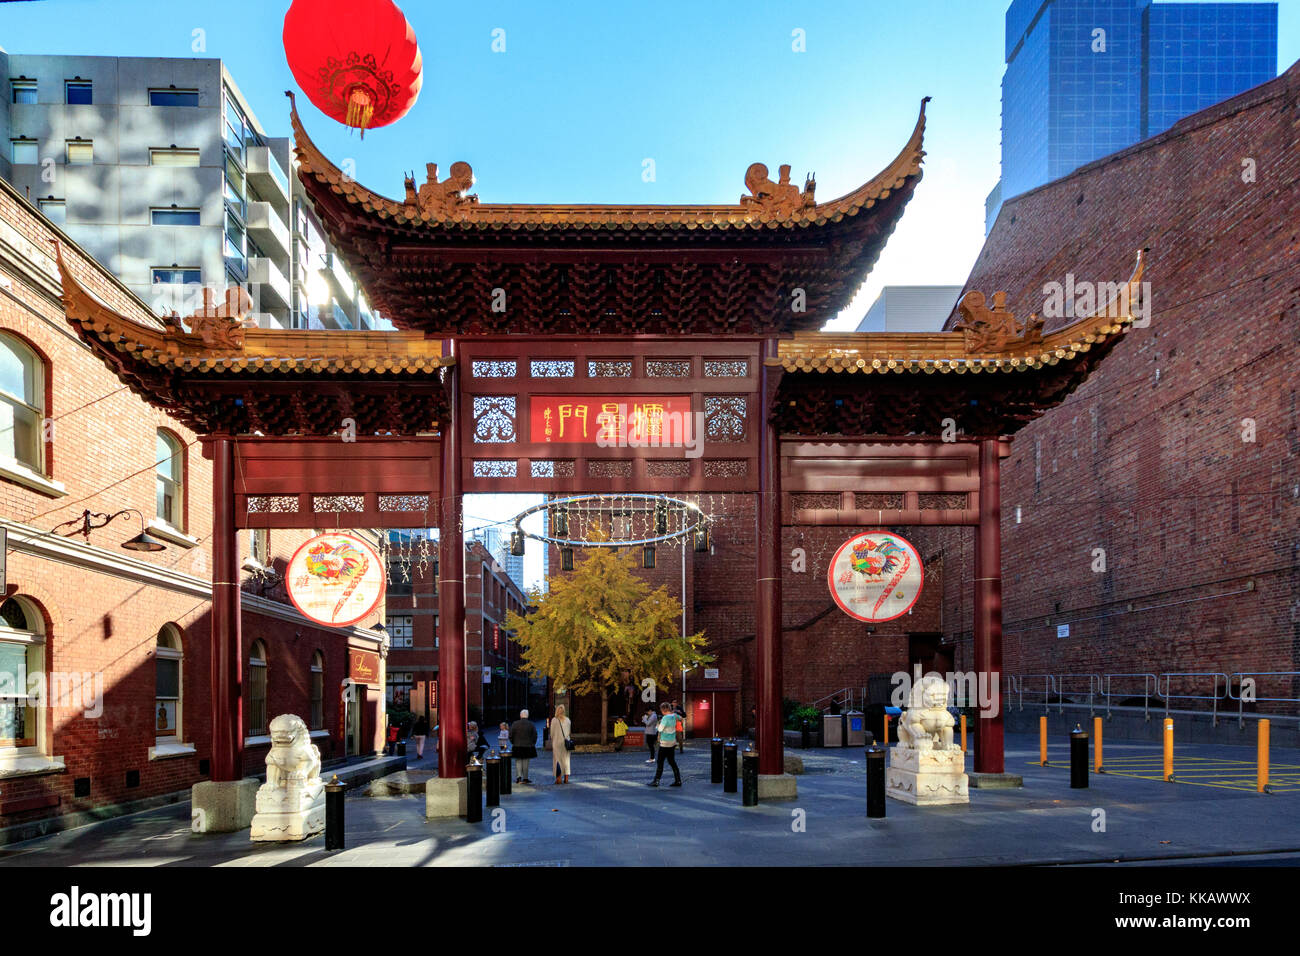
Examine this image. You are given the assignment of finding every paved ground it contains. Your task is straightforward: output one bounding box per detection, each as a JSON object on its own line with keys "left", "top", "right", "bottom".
{"left": 2, "top": 733, "right": 1297, "bottom": 867}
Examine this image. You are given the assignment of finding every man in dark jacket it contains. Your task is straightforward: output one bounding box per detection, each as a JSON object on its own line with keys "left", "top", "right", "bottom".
{"left": 509, "top": 709, "right": 539, "bottom": 784}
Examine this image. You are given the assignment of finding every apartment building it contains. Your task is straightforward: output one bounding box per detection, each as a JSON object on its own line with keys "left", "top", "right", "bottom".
{"left": 0, "top": 51, "right": 378, "bottom": 331}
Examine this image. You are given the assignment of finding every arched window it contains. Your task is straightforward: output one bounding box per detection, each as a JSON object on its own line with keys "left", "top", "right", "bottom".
{"left": 0, "top": 596, "right": 45, "bottom": 753}
{"left": 155, "top": 430, "right": 184, "bottom": 529}
{"left": 310, "top": 651, "right": 324, "bottom": 731}
{"left": 0, "top": 333, "right": 46, "bottom": 472}
{"left": 248, "top": 640, "right": 268, "bottom": 735}
{"left": 155, "top": 625, "right": 183, "bottom": 740}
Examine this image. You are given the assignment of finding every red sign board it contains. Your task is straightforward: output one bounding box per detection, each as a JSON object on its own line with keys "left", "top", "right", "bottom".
{"left": 530, "top": 395, "right": 693, "bottom": 445}
{"left": 349, "top": 649, "right": 381, "bottom": 684}
{"left": 828, "top": 531, "right": 924, "bottom": 623}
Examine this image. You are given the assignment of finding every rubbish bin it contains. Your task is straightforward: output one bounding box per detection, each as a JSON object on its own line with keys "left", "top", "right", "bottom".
{"left": 822, "top": 712, "right": 843, "bottom": 748}
{"left": 845, "top": 711, "right": 866, "bottom": 747}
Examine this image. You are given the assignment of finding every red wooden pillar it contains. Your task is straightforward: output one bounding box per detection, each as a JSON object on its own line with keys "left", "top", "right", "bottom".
{"left": 755, "top": 339, "right": 784, "bottom": 777}
{"left": 974, "top": 438, "right": 1005, "bottom": 774}
{"left": 209, "top": 437, "right": 243, "bottom": 781}
{"left": 438, "top": 341, "right": 467, "bottom": 779}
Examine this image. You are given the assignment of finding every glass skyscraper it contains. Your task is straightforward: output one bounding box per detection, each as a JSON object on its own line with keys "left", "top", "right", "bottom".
{"left": 988, "top": 0, "right": 1277, "bottom": 231}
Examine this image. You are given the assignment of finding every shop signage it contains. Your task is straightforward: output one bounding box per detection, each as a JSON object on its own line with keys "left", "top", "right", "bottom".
{"left": 349, "top": 650, "right": 380, "bottom": 683}
{"left": 287, "top": 532, "right": 386, "bottom": 628}
{"left": 828, "top": 531, "right": 924, "bottom": 624}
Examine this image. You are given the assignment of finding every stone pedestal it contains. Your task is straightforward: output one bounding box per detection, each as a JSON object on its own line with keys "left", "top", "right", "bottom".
{"left": 886, "top": 747, "right": 969, "bottom": 806}
{"left": 250, "top": 779, "right": 325, "bottom": 841}
{"left": 425, "top": 776, "right": 468, "bottom": 819}
{"left": 757, "top": 772, "right": 798, "bottom": 800}
{"left": 191, "top": 779, "right": 259, "bottom": 833}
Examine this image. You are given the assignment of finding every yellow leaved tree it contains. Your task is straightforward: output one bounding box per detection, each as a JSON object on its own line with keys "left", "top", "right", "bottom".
{"left": 503, "top": 537, "right": 710, "bottom": 744}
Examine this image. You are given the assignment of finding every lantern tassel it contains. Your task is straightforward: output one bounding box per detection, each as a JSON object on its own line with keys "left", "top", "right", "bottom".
{"left": 345, "top": 87, "right": 375, "bottom": 134}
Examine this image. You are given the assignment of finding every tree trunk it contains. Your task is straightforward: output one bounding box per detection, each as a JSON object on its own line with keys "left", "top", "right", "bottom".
{"left": 600, "top": 694, "right": 609, "bottom": 745}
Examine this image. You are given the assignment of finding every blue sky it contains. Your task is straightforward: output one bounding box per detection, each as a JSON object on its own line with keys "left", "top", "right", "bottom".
{"left": 3, "top": 0, "right": 1295, "bottom": 587}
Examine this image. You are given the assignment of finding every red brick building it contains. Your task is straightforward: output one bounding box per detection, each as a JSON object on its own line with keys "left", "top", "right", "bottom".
{"left": 385, "top": 534, "right": 532, "bottom": 729}
{"left": 0, "top": 179, "right": 385, "bottom": 843}
{"left": 918, "top": 62, "right": 1300, "bottom": 704}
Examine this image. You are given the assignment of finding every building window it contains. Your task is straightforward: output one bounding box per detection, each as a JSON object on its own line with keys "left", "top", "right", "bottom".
{"left": 0, "top": 332, "right": 46, "bottom": 473}
{"left": 152, "top": 267, "right": 201, "bottom": 286}
{"left": 149, "top": 147, "right": 200, "bottom": 167}
{"left": 250, "top": 528, "right": 269, "bottom": 567}
{"left": 248, "top": 640, "right": 268, "bottom": 736}
{"left": 0, "top": 597, "right": 44, "bottom": 752}
{"left": 11, "top": 80, "right": 37, "bottom": 105}
{"left": 389, "top": 615, "right": 413, "bottom": 648}
{"left": 155, "top": 429, "right": 184, "bottom": 529}
{"left": 64, "top": 80, "right": 92, "bottom": 105}
{"left": 65, "top": 140, "right": 93, "bottom": 164}
{"left": 155, "top": 625, "right": 183, "bottom": 740}
{"left": 10, "top": 139, "right": 37, "bottom": 165}
{"left": 36, "top": 198, "right": 65, "bottom": 225}
{"left": 149, "top": 88, "right": 199, "bottom": 107}
{"left": 151, "top": 207, "right": 200, "bottom": 226}
{"left": 386, "top": 671, "right": 413, "bottom": 706}
{"left": 310, "top": 652, "right": 324, "bottom": 731}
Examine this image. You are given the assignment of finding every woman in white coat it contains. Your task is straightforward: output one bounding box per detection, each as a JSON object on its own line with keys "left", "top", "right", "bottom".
{"left": 549, "top": 704, "right": 572, "bottom": 784}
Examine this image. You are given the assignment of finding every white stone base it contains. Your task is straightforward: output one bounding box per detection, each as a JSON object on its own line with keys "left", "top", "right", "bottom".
{"left": 191, "top": 779, "right": 259, "bottom": 833}
{"left": 757, "top": 773, "right": 798, "bottom": 801}
{"left": 250, "top": 784, "right": 325, "bottom": 842}
{"left": 425, "top": 776, "right": 468, "bottom": 819}
{"left": 886, "top": 747, "right": 969, "bottom": 806}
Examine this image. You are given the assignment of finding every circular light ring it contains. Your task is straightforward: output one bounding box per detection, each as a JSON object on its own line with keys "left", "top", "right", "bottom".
{"left": 513, "top": 493, "right": 706, "bottom": 548}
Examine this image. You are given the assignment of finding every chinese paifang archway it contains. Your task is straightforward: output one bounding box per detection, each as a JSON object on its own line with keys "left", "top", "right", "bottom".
{"left": 55, "top": 94, "right": 1144, "bottom": 798}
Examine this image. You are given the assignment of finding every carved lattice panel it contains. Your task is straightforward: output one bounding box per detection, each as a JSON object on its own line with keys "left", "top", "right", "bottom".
{"left": 471, "top": 360, "right": 517, "bottom": 378}
{"left": 704, "top": 359, "right": 749, "bottom": 377}
{"left": 472, "top": 396, "right": 517, "bottom": 443}
{"left": 588, "top": 359, "right": 632, "bottom": 378}
{"left": 246, "top": 495, "right": 299, "bottom": 513}
{"left": 473, "top": 459, "right": 518, "bottom": 478}
{"left": 646, "top": 359, "right": 691, "bottom": 378}
{"left": 530, "top": 459, "right": 576, "bottom": 478}
{"left": 704, "top": 395, "right": 747, "bottom": 442}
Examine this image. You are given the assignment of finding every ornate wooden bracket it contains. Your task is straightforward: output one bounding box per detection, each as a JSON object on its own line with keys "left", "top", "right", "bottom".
{"left": 162, "top": 287, "right": 254, "bottom": 350}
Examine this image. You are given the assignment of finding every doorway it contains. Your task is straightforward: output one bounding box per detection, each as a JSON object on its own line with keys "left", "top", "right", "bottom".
{"left": 688, "top": 691, "right": 736, "bottom": 739}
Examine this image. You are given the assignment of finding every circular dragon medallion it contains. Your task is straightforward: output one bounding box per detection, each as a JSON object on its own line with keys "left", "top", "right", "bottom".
{"left": 827, "top": 531, "right": 924, "bottom": 624}
{"left": 286, "top": 532, "right": 386, "bottom": 628}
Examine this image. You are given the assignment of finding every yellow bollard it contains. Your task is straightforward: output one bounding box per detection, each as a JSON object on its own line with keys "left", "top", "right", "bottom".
{"left": 1258, "top": 719, "right": 1270, "bottom": 794}
{"left": 1094, "top": 716, "right": 1103, "bottom": 773}
{"left": 1039, "top": 715, "right": 1048, "bottom": 765}
{"left": 960, "top": 714, "right": 967, "bottom": 753}
{"left": 1163, "top": 718, "right": 1174, "bottom": 782}
{"left": 883, "top": 713, "right": 890, "bottom": 747}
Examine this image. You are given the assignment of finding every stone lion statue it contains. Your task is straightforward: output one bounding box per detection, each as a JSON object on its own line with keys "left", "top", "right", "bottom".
{"left": 896, "top": 676, "right": 958, "bottom": 752}
{"left": 264, "top": 713, "right": 321, "bottom": 789}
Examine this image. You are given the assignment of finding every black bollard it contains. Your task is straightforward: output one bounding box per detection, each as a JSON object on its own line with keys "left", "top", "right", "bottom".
{"left": 710, "top": 737, "right": 724, "bottom": 784}
{"left": 466, "top": 761, "right": 483, "bottom": 823}
{"left": 500, "top": 748, "right": 512, "bottom": 795}
{"left": 801, "top": 719, "right": 810, "bottom": 750}
{"left": 723, "top": 740, "right": 738, "bottom": 793}
{"left": 1070, "top": 724, "right": 1089, "bottom": 789}
{"left": 841, "top": 712, "right": 849, "bottom": 748}
{"left": 741, "top": 747, "right": 759, "bottom": 806}
{"left": 324, "top": 774, "right": 346, "bottom": 849}
{"left": 485, "top": 751, "right": 501, "bottom": 807}
{"left": 866, "top": 746, "right": 886, "bottom": 818}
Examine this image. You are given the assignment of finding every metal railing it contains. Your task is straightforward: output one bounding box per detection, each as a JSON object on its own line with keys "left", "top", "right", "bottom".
{"left": 1228, "top": 672, "right": 1300, "bottom": 729}
{"left": 810, "top": 686, "right": 866, "bottom": 713}
{"left": 1004, "top": 671, "right": 1300, "bottom": 726}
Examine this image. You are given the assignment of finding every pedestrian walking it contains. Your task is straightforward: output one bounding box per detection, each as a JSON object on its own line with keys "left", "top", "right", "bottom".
{"left": 648, "top": 702, "right": 683, "bottom": 787}
{"left": 550, "top": 704, "right": 573, "bottom": 784}
{"left": 642, "top": 709, "right": 658, "bottom": 763}
{"left": 497, "top": 721, "right": 510, "bottom": 752}
{"left": 412, "top": 712, "right": 429, "bottom": 759}
{"left": 467, "top": 720, "right": 487, "bottom": 760}
{"left": 673, "top": 701, "right": 686, "bottom": 753}
{"left": 509, "top": 709, "right": 538, "bottom": 784}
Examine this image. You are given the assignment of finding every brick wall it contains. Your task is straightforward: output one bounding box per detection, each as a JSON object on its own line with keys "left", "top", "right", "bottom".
{"left": 0, "top": 182, "right": 382, "bottom": 834}
{"left": 916, "top": 63, "right": 1300, "bottom": 700}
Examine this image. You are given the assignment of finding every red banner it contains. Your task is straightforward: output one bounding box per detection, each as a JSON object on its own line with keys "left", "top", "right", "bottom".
{"left": 530, "top": 395, "right": 693, "bottom": 445}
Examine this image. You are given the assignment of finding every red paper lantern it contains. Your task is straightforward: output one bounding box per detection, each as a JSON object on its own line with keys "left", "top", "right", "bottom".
{"left": 283, "top": 0, "right": 423, "bottom": 133}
